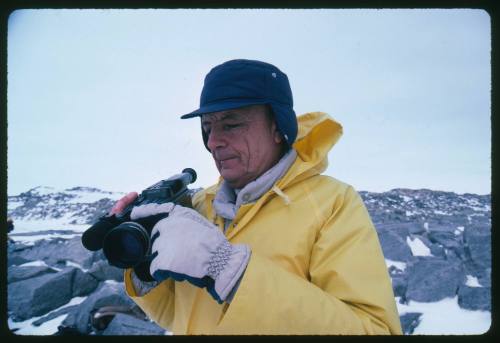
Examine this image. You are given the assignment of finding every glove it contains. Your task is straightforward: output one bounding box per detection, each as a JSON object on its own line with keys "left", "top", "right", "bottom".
{"left": 130, "top": 203, "right": 251, "bottom": 303}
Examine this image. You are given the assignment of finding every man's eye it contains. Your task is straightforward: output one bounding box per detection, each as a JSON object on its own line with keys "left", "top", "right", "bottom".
{"left": 223, "top": 124, "right": 241, "bottom": 130}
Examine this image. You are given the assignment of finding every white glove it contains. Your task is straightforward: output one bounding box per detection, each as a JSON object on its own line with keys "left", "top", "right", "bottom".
{"left": 130, "top": 203, "right": 251, "bottom": 303}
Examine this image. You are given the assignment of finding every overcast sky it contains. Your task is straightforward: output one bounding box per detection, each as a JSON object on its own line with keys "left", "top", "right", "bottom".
{"left": 7, "top": 8, "right": 491, "bottom": 196}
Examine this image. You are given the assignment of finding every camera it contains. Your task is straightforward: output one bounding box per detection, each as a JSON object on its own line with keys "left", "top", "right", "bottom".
{"left": 81, "top": 168, "right": 197, "bottom": 270}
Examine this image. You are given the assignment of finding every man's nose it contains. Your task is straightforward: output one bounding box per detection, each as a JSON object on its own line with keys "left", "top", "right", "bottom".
{"left": 206, "top": 128, "right": 227, "bottom": 151}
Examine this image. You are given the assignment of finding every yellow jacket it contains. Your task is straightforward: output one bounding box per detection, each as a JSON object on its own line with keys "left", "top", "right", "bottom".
{"left": 124, "top": 112, "right": 403, "bottom": 335}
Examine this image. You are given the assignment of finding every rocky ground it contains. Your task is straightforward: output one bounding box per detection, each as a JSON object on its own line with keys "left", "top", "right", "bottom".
{"left": 7, "top": 187, "right": 491, "bottom": 335}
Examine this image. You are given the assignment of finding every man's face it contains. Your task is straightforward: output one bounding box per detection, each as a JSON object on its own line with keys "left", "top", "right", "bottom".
{"left": 201, "top": 105, "right": 284, "bottom": 189}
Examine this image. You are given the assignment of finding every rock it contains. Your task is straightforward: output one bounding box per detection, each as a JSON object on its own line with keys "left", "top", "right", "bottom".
{"left": 88, "top": 260, "right": 124, "bottom": 282}
{"left": 72, "top": 268, "right": 99, "bottom": 297}
{"left": 32, "top": 305, "right": 80, "bottom": 327}
{"left": 405, "top": 257, "right": 464, "bottom": 302}
{"left": 8, "top": 265, "right": 58, "bottom": 283}
{"left": 8, "top": 268, "right": 75, "bottom": 321}
{"left": 463, "top": 224, "right": 491, "bottom": 270}
{"left": 390, "top": 274, "right": 408, "bottom": 299}
{"left": 458, "top": 286, "right": 491, "bottom": 312}
{"left": 101, "top": 313, "right": 166, "bottom": 335}
{"left": 428, "top": 230, "right": 461, "bottom": 249}
{"left": 377, "top": 230, "right": 413, "bottom": 262}
{"left": 400, "top": 312, "right": 422, "bottom": 335}
{"left": 60, "top": 281, "right": 135, "bottom": 334}
{"left": 9, "top": 236, "right": 101, "bottom": 270}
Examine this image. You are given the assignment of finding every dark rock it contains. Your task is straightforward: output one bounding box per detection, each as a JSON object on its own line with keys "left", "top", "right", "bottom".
{"left": 88, "top": 260, "right": 124, "bottom": 282}
{"left": 101, "top": 313, "right": 166, "bottom": 335}
{"left": 458, "top": 286, "right": 491, "bottom": 312}
{"left": 428, "top": 230, "right": 461, "bottom": 249}
{"left": 8, "top": 265, "right": 58, "bottom": 283}
{"left": 60, "top": 281, "right": 135, "bottom": 334}
{"left": 377, "top": 230, "right": 413, "bottom": 262}
{"left": 390, "top": 274, "right": 408, "bottom": 299}
{"left": 8, "top": 236, "right": 98, "bottom": 269}
{"left": 8, "top": 268, "right": 75, "bottom": 321}
{"left": 400, "top": 312, "right": 422, "bottom": 335}
{"left": 32, "top": 305, "right": 80, "bottom": 327}
{"left": 375, "top": 222, "right": 411, "bottom": 240}
{"left": 7, "top": 255, "right": 31, "bottom": 267}
{"left": 406, "top": 257, "right": 464, "bottom": 302}
{"left": 72, "top": 268, "right": 99, "bottom": 297}
{"left": 463, "top": 224, "right": 491, "bottom": 270}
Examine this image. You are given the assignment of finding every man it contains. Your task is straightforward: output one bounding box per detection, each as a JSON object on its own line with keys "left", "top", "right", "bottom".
{"left": 112, "top": 59, "right": 402, "bottom": 334}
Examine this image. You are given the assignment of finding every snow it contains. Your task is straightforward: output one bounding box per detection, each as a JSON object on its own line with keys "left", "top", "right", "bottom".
{"left": 66, "top": 261, "right": 88, "bottom": 272}
{"left": 8, "top": 296, "right": 87, "bottom": 335}
{"left": 454, "top": 226, "right": 465, "bottom": 235}
{"left": 18, "top": 260, "right": 50, "bottom": 268}
{"left": 465, "top": 275, "right": 482, "bottom": 288}
{"left": 396, "top": 296, "right": 491, "bottom": 334}
{"left": 406, "top": 237, "right": 432, "bottom": 257}
{"left": 8, "top": 200, "right": 24, "bottom": 211}
{"left": 65, "top": 189, "right": 124, "bottom": 204}
{"left": 385, "top": 259, "right": 407, "bottom": 272}
{"left": 9, "top": 232, "right": 82, "bottom": 246}
{"left": 10, "top": 217, "right": 89, "bottom": 235}
{"left": 402, "top": 195, "right": 411, "bottom": 202}
{"left": 29, "top": 186, "right": 60, "bottom": 196}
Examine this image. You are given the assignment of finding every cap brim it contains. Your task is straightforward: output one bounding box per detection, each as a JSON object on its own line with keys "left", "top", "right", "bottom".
{"left": 180, "top": 99, "right": 270, "bottom": 119}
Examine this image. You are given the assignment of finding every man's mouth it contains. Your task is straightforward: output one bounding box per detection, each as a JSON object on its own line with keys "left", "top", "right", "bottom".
{"left": 217, "top": 156, "right": 238, "bottom": 168}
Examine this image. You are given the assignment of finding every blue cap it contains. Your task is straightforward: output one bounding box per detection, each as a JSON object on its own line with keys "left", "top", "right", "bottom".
{"left": 181, "top": 59, "right": 298, "bottom": 147}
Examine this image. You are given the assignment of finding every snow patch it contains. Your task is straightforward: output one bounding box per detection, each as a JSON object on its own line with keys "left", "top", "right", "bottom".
{"left": 465, "top": 275, "right": 482, "bottom": 288}
{"left": 66, "top": 261, "right": 88, "bottom": 272}
{"left": 396, "top": 296, "right": 491, "bottom": 334}
{"left": 8, "top": 296, "right": 87, "bottom": 335}
{"left": 9, "top": 232, "right": 82, "bottom": 246}
{"left": 9, "top": 218, "right": 89, "bottom": 235}
{"left": 18, "top": 260, "right": 50, "bottom": 268}
{"left": 29, "top": 186, "right": 60, "bottom": 196}
{"left": 407, "top": 237, "right": 432, "bottom": 257}
{"left": 65, "top": 189, "right": 124, "bottom": 204}
{"left": 385, "top": 259, "right": 407, "bottom": 272}
{"left": 8, "top": 200, "right": 24, "bottom": 211}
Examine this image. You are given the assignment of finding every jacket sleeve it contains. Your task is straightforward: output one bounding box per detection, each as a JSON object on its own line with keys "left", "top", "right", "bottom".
{"left": 213, "top": 186, "right": 403, "bottom": 335}
{"left": 124, "top": 269, "right": 176, "bottom": 330}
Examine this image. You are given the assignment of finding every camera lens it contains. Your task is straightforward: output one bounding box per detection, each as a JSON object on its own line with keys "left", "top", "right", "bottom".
{"left": 102, "top": 222, "right": 150, "bottom": 268}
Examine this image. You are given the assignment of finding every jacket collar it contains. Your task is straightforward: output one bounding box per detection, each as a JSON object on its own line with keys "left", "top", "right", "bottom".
{"left": 213, "top": 149, "right": 297, "bottom": 221}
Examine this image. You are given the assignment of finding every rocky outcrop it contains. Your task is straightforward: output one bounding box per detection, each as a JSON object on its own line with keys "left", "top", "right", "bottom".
{"left": 7, "top": 187, "right": 491, "bottom": 335}
{"left": 7, "top": 236, "right": 165, "bottom": 335}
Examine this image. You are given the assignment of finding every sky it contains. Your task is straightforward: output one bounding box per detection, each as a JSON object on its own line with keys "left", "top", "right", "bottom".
{"left": 7, "top": 8, "right": 491, "bottom": 196}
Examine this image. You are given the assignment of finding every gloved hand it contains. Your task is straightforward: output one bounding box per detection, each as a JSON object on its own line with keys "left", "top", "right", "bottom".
{"left": 130, "top": 203, "right": 251, "bottom": 303}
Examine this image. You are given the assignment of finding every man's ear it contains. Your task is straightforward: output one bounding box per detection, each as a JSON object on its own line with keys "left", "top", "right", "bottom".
{"left": 271, "top": 121, "right": 283, "bottom": 144}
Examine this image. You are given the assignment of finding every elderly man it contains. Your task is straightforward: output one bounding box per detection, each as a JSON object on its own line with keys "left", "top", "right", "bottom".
{"left": 112, "top": 59, "right": 402, "bottom": 335}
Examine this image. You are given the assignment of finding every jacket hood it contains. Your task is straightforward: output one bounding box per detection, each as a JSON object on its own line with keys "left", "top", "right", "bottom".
{"left": 278, "top": 111, "right": 343, "bottom": 189}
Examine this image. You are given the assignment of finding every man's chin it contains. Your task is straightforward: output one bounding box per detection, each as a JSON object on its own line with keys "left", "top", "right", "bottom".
{"left": 220, "top": 171, "right": 247, "bottom": 189}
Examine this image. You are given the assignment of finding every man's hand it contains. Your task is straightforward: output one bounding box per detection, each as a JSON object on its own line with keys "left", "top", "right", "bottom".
{"left": 110, "top": 192, "right": 139, "bottom": 215}
{"left": 131, "top": 203, "right": 251, "bottom": 303}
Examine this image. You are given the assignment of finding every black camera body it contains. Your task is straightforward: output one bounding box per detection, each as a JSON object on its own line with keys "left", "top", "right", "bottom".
{"left": 81, "top": 168, "right": 197, "bottom": 270}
